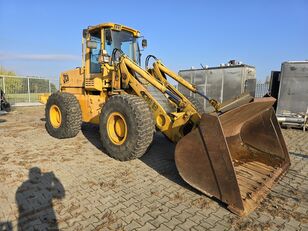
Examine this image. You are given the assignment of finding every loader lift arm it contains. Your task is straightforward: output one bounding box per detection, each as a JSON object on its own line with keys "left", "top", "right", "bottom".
{"left": 145, "top": 55, "right": 221, "bottom": 112}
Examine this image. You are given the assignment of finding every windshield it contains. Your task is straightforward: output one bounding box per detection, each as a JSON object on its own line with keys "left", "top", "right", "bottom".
{"left": 105, "top": 29, "right": 140, "bottom": 65}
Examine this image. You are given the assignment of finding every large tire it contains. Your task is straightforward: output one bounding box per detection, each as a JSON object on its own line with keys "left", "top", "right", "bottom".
{"left": 187, "top": 96, "right": 204, "bottom": 114}
{"left": 100, "top": 94, "right": 154, "bottom": 161}
{"left": 45, "top": 92, "right": 82, "bottom": 139}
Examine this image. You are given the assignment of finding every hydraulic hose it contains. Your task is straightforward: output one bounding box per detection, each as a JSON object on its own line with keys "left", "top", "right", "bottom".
{"left": 196, "top": 90, "right": 220, "bottom": 112}
{"left": 111, "top": 48, "right": 124, "bottom": 62}
{"left": 145, "top": 55, "right": 158, "bottom": 69}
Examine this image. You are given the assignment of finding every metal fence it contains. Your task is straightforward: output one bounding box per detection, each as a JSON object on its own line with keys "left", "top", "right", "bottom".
{"left": 255, "top": 82, "right": 269, "bottom": 98}
{"left": 0, "top": 75, "right": 56, "bottom": 105}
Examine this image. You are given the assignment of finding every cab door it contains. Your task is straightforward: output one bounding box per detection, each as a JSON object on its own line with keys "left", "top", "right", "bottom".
{"left": 85, "top": 29, "right": 103, "bottom": 78}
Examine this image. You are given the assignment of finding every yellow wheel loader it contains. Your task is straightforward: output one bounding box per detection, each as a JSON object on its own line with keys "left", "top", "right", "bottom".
{"left": 45, "top": 23, "right": 290, "bottom": 216}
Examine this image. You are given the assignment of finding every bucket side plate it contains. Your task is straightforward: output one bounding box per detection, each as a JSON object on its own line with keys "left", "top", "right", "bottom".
{"left": 175, "top": 113, "right": 244, "bottom": 213}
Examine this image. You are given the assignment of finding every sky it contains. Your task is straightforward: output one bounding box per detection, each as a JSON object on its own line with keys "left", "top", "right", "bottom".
{"left": 0, "top": 0, "right": 307, "bottom": 85}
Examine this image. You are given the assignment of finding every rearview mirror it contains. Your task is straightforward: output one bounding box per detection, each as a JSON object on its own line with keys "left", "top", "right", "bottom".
{"left": 86, "top": 41, "right": 97, "bottom": 49}
{"left": 142, "top": 39, "right": 147, "bottom": 48}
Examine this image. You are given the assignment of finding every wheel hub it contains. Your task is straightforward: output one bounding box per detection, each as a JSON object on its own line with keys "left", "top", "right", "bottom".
{"left": 49, "top": 105, "right": 62, "bottom": 128}
{"left": 107, "top": 112, "right": 128, "bottom": 145}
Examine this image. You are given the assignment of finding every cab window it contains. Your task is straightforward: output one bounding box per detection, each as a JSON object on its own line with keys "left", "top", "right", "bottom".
{"left": 89, "top": 30, "right": 101, "bottom": 73}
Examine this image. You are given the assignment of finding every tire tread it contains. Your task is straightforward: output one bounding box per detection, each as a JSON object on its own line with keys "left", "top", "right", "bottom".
{"left": 45, "top": 92, "right": 82, "bottom": 138}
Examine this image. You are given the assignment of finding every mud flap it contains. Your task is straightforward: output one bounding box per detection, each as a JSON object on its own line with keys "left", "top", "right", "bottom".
{"left": 175, "top": 97, "right": 290, "bottom": 216}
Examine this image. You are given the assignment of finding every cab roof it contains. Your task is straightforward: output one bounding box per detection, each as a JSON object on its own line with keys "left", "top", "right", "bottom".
{"left": 87, "top": 22, "right": 140, "bottom": 37}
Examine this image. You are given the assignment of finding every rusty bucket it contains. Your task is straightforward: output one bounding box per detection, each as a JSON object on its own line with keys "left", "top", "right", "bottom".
{"left": 175, "top": 97, "right": 290, "bottom": 216}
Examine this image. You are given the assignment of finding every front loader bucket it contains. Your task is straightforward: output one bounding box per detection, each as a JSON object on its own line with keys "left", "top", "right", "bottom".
{"left": 175, "top": 97, "right": 290, "bottom": 216}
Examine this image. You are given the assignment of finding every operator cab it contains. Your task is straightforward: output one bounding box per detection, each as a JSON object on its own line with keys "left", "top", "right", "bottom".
{"left": 82, "top": 23, "right": 147, "bottom": 74}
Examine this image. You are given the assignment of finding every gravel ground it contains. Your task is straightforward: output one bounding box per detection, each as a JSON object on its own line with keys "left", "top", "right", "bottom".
{"left": 0, "top": 106, "right": 307, "bottom": 231}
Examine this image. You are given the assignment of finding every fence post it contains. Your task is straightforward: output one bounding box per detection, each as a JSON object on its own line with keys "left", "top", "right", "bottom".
{"left": 28, "top": 77, "right": 31, "bottom": 103}
{"left": 48, "top": 80, "right": 51, "bottom": 93}
{"left": 2, "top": 76, "right": 5, "bottom": 93}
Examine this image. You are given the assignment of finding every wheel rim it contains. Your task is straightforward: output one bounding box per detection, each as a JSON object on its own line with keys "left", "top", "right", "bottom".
{"left": 107, "top": 112, "right": 128, "bottom": 145}
{"left": 49, "top": 105, "right": 62, "bottom": 128}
